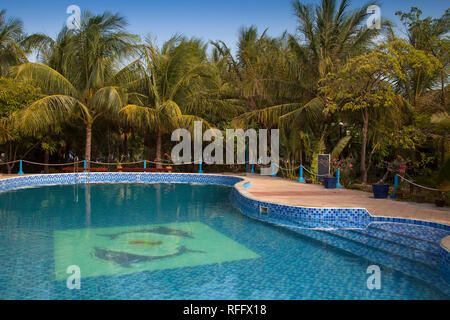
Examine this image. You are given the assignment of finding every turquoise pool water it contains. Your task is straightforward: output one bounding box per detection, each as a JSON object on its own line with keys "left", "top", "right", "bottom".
{"left": 0, "top": 183, "right": 448, "bottom": 299}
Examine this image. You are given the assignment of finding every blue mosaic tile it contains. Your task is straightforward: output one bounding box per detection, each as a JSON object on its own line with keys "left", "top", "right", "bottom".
{"left": 440, "top": 244, "right": 450, "bottom": 285}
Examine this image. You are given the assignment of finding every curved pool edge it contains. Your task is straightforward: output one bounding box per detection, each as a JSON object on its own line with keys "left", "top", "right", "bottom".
{"left": 1, "top": 172, "right": 449, "bottom": 285}
{"left": 233, "top": 179, "right": 450, "bottom": 286}
{"left": 440, "top": 237, "right": 450, "bottom": 285}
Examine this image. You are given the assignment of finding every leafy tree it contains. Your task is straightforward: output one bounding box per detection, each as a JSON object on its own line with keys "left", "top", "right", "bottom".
{"left": 0, "top": 77, "right": 41, "bottom": 172}
{"left": 321, "top": 40, "right": 440, "bottom": 183}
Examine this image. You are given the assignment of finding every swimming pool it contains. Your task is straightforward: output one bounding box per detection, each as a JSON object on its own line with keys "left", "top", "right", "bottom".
{"left": 0, "top": 181, "right": 449, "bottom": 299}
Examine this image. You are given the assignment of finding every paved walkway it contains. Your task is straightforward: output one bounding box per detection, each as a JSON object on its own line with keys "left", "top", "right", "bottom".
{"left": 241, "top": 174, "right": 450, "bottom": 225}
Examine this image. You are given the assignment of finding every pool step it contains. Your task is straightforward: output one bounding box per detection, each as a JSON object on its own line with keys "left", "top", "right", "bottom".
{"left": 286, "top": 226, "right": 450, "bottom": 296}
{"left": 323, "top": 228, "right": 439, "bottom": 269}
{"left": 352, "top": 224, "right": 442, "bottom": 255}
{"left": 370, "top": 222, "right": 448, "bottom": 244}
{"left": 317, "top": 221, "right": 444, "bottom": 267}
{"left": 276, "top": 217, "right": 443, "bottom": 265}
{"left": 244, "top": 215, "right": 450, "bottom": 296}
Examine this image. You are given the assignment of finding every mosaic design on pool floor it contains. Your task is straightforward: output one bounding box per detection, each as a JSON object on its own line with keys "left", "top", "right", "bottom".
{"left": 54, "top": 221, "right": 259, "bottom": 279}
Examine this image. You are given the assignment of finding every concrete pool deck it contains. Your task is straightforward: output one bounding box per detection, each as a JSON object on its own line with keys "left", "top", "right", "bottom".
{"left": 238, "top": 174, "right": 450, "bottom": 225}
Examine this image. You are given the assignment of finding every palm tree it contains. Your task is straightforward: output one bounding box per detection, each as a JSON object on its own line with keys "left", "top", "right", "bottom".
{"left": 235, "top": 0, "right": 381, "bottom": 127}
{"left": 229, "top": 0, "right": 382, "bottom": 174}
{"left": 0, "top": 9, "right": 28, "bottom": 76}
{"left": 119, "top": 36, "right": 231, "bottom": 167}
{"left": 12, "top": 11, "right": 138, "bottom": 166}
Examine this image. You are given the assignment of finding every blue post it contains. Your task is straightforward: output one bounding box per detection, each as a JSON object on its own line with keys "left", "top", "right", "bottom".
{"left": 18, "top": 160, "right": 24, "bottom": 175}
{"left": 272, "top": 163, "right": 276, "bottom": 177}
{"left": 245, "top": 136, "right": 249, "bottom": 172}
{"left": 251, "top": 163, "right": 255, "bottom": 173}
{"left": 198, "top": 160, "right": 203, "bottom": 174}
{"left": 83, "top": 160, "right": 87, "bottom": 172}
{"left": 391, "top": 174, "right": 399, "bottom": 198}
{"left": 336, "top": 169, "right": 343, "bottom": 188}
{"left": 299, "top": 165, "right": 305, "bottom": 182}
{"left": 143, "top": 160, "right": 147, "bottom": 169}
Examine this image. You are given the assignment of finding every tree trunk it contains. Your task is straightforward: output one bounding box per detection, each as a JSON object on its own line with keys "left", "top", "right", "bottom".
{"left": 299, "top": 148, "right": 303, "bottom": 165}
{"left": 6, "top": 141, "right": 12, "bottom": 174}
{"left": 156, "top": 130, "right": 162, "bottom": 169}
{"left": 85, "top": 122, "right": 92, "bottom": 170}
{"left": 44, "top": 150, "right": 49, "bottom": 174}
{"left": 361, "top": 108, "right": 369, "bottom": 184}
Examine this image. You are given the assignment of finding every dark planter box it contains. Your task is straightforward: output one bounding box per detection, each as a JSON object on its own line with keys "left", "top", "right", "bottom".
{"left": 324, "top": 177, "right": 337, "bottom": 189}
{"left": 372, "top": 184, "right": 390, "bottom": 199}
{"left": 435, "top": 199, "right": 445, "bottom": 207}
{"left": 305, "top": 179, "right": 313, "bottom": 184}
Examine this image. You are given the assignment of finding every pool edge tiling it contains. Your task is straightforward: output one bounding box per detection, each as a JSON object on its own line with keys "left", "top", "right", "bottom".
{"left": 441, "top": 237, "right": 450, "bottom": 285}
{"left": 1, "top": 173, "right": 450, "bottom": 288}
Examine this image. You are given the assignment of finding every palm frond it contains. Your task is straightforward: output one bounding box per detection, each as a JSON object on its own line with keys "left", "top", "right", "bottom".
{"left": 13, "top": 95, "right": 77, "bottom": 135}
{"left": 330, "top": 135, "right": 352, "bottom": 159}
{"left": 13, "top": 62, "right": 77, "bottom": 96}
{"left": 233, "top": 103, "right": 304, "bottom": 128}
{"left": 120, "top": 104, "right": 159, "bottom": 132}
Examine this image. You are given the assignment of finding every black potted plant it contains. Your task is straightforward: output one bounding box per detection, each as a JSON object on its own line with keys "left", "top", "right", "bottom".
{"left": 435, "top": 192, "right": 446, "bottom": 207}
{"left": 373, "top": 156, "right": 408, "bottom": 199}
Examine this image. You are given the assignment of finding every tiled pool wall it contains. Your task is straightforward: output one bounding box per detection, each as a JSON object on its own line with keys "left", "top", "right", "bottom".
{"left": 232, "top": 187, "right": 372, "bottom": 224}
{"left": 0, "top": 173, "right": 243, "bottom": 192}
{"left": 441, "top": 240, "right": 450, "bottom": 284}
{"left": 1, "top": 173, "right": 449, "bottom": 284}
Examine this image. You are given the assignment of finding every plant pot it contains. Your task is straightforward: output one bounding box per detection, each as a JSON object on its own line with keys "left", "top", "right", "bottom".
{"left": 324, "top": 177, "right": 337, "bottom": 189}
{"left": 372, "top": 184, "right": 390, "bottom": 199}
{"left": 305, "top": 179, "right": 313, "bottom": 184}
{"left": 435, "top": 199, "right": 445, "bottom": 207}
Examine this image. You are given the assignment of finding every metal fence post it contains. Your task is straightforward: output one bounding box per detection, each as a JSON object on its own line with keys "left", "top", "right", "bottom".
{"left": 336, "top": 169, "right": 343, "bottom": 188}
{"left": 391, "top": 174, "right": 399, "bottom": 198}
{"left": 299, "top": 165, "right": 305, "bottom": 182}
{"left": 18, "top": 160, "right": 24, "bottom": 175}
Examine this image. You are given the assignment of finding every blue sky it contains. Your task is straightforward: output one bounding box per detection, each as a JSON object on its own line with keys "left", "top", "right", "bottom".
{"left": 4, "top": 0, "right": 449, "bottom": 54}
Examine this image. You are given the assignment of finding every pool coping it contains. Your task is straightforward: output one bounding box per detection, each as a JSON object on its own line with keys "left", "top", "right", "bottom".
{"left": 1, "top": 172, "right": 449, "bottom": 285}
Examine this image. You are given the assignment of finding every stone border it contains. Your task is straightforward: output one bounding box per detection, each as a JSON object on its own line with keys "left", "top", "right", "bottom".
{"left": 1, "top": 172, "right": 449, "bottom": 284}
